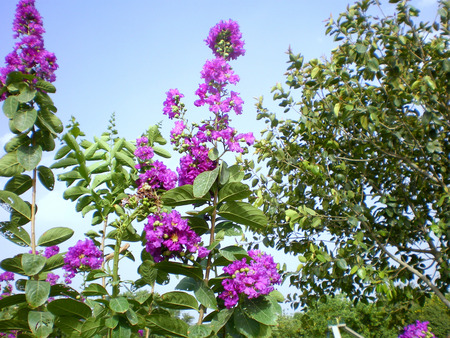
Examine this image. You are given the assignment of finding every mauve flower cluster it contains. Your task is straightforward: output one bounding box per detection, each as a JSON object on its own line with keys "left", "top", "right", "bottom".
{"left": 134, "top": 136, "right": 177, "bottom": 191}
{"left": 0, "top": 271, "right": 14, "bottom": 300}
{"left": 62, "top": 239, "right": 103, "bottom": 284}
{"left": 163, "top": 89, "right": 185, "bottom": 120}
{"left": 144, "top": 210, "right": 209, "bottom": 263}
{"left": 44, "top": 245, "right": 59, "bottom": 258}
{"left": 219, "top": 250, "right": 281, "bottom": 309}
{"left": 0, "top": 0, "right": 58, "bottom": 90}
{"left": 399, "top": 321, "right": 435, "bottom": 338}
{"left": 205, "top": 20, "right": 245, "bottom": 61}
{"left": 164, "top": 20, "right": 254, "bottom": 186}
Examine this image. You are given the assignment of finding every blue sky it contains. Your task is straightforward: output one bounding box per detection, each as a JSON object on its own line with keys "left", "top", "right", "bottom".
{"left": 0, "top": 0, "right": 440, "bottom": 311}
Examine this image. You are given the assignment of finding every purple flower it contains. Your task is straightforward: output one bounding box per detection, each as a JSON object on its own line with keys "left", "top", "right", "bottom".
{"left": 205, "top": 20, "right": 245, "bottom": 60}
{"left": 219, "top": 250, "right": 281, "bottom": 308}
{"left": 43, "top": 245, "right": 60, "bottom": 258}
{"left": 45, "top": 273, "right": 59, "bottom": 286}
{"left": 62, "top": 239, "right": 103, "bottom": 284}
{"left": 0, "top": 0, "right": 58, "bottom": 92}
{"left": 137, "top": 160, "right": 177, "bottom": 191}
{"left": 399, "top": 321, "right": 435, "bottom": 338}
{"left": 144, "top": 211, "right": 208, "bottom": 263}
{"left": 163, "top": 89, "right": 184, "bottom": 119}
{"left": 0, "top": 272, "right": 14, "bottom": 282}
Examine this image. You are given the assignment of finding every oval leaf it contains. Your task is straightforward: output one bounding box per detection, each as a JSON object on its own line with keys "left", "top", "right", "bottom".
{"left": 13, "top": 109, "right": 37, "bottom": 132}
{"left": 37, "top": 166, "right": 55, "bottom": 191}
{"left": 219, "top": 201, "right": 267, "bottom": 229}
{"left": 38, "top": 227, "right": 74, "bottom": 247}
{"left": 109, "top": 297, "right": 130, "bottom": 313}
{"left": 48, "top": 298, "right": 92, "bottom": 319}
{"left": 193, "top": 167, "right": 219, "bottom": 198}
{"left": 22, "top": 253, "right": 46, "bottom": 276}
{"left": 17, "top": 144, "right": 42, "bottom": 170}
{"left": 25, "top": 280, "right": 50, "bottom": 307}
{"left": 159, "top": 291, "right": 198, "bottom": 311}
{"left": 162, "top": 185, "right": 208, "bottom": 207}
{"left": 0, "top": 190, "right": 31, "bottom": 220}
{"left": 218, "top": 182, "right": 251, "bottom": 203}
{"left": 4, "top": 174, "right": 32, "bottom": 195}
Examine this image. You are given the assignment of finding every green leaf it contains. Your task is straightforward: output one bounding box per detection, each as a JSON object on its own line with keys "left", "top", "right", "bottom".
{"left": 109, "top": 297, "right": 130, "bottom": 313}
{"left": 3, "top": 95, "right": 19, "bottom": 118}
{"left": 47, "top": 298, "right": 92, "bottom": 319}
{"left": 357, "top": 268, "right": 367, "bottom": 279}
{"left": 162, "top": 185, "right": 209, "bottom": 207}
{"left": 188, "top": 324, "right": 213, "bottom": 338}
{"left": 226, "top": 165, "right": 245, "bottom": 183}
{"left": 153, "top": 146, "right": 171, "bottom": 159}
{"left": 138, "top": 260, "right": 157, "bottom": 285}
{"left": 91, "top": 173, "right": 112, "bottom": 190}
{"left": 0, "top": 190, "right": 31, "bottom": 220}
{"left": 17, "top": 86, "right": 36, "bottom": 103}
{"left": 193, "top": 167, "right": 219, "bottom": 198}
{"left": 154, "top": 261, "right": 203, "bottom": 280}
{"left": 194, "top": 280, "right": 218, "bottom": 310}
{"left": 210, "top": 308, "right": 234, "bottom": 333}
{"left": 22, "top": 253, "right": 46, "bottom": 276}
{"left": 208, "top": 147, "right": 219, "bottom": 161}
{"left": 125, "top": 308, "right": 139, "bottom": 326}
{"left": 4, "top": 174, "right": 32, "bottom": 195}
{"left": 219, "top": 201, "right": 267, "bottom": 229}
{"left": 13, "top": 109, "right": 37, "bottom": 132}
{"left": 17, "top": 144, "right": 42, "bottom": 170}
{"left": 28, "top": 311, "right": 54, "bottom": 338}
{"left": 1, "top": 255, "right": 25, "bottom": 274}
{"left": 25, "top": 281, "right": 50, "bottom": 307}
{"left": 175, "top": 277, "right": 197, "bottom": 292}
{"left": 63, "top": 186, "right": 90, "bottom": 201}
{"left": 38, "top": 109, "right": 64, "bottom": 136}
{"left": 367, "top": 58, "right": 379, "bottom": 72}
{"left": 35, "top": 80, "right": 56, "bottom": 93}
{"left": 0, "top": 221, "right": 31, "bottom": 246}
{"left": 43, "top": 253, "right": 65, "bottom": 271}
{"left": 37, "top": 166, "right": 55, "bottom": 191}
{"left": 0, "top": 152, "right": 24, "bottom": 177}
{"left": 0, "top": 294, "right": 27, "bottom": 311}
{"left": 159, "top": 291, "right": 199, "bottom": 310}
{"left": 50, "top": 157, "right": 79, "bottom": 169}
{"left": 0, "top": 319, "right": 28, "bottom": 331}
{"left": 115, "top": 150, "right": 135, "bottom": 168}
{"left": 54, "top": 317, "right": 82, "bottom": 336}
{"left": 337, "top": 258, "right": 348, "bottom": 270}
{"left": 37, "top": 227, "right": 74, "bottom": 246}
{"left": 242, "top": 296, "right": 278, "bottom": 325}
{"left": 81, "top": 317, "right": 106, "bottom": 338}
{"left": 105, "top": 316, "right": 119, "bottom": 329}
{"left": 219, "top": 246, "right": 248, "bottom": 262}
{"left": 82, "top": 283, "right": 109, "bottom": 297}
{"left": 4, "top": 133, "right": 30, "bottom": 152}
{"left": 218, "top": 182, "right": 251, "bottom": 203}
{"left": 186, "top": 217, "right": 209, "bottom": 236}
{"left": 234, "top": 307, "right": 261, "bottom": 337}
{"left": 146, "top": 314, "right": 188, "bottom": 338}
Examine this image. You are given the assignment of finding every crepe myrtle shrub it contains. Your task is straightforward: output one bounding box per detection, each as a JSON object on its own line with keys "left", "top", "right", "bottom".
{"left": 0, "top": 9, "right": 283, "bottom": 337}
{"left": 252, "top": 0, "right": 450, "bottom": 313}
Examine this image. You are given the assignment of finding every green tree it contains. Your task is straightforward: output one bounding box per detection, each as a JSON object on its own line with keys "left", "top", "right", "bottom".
{"left": 254, "top": 0, "right": 449, "bottom": 310}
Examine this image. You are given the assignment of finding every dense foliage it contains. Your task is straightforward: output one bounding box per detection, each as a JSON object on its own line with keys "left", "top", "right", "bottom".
{"left": 254, "top": 0, "right": 449, "bottom": 311}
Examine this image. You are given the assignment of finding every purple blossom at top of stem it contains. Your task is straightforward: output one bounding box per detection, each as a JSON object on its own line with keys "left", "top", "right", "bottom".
{"left": 205, "top": 20, "right": 245, "bottom": 61}
{"left": 45, "top": 272, "right": 59, "bottom": 286}
{"left": 0, "top": 0, "right": 58, "bottom": 91}
{"left": 219, "top": 250, "right": 281, "bottom": 308}
{"left": 62, "top": 239, "right": 103, "bottom": 284}
{"left": 398, "top": 321, "right": 435, "bottom": 338}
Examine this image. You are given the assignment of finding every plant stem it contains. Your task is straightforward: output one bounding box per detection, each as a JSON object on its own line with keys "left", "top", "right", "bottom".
{"left": 112, "top": 234, "right": 122, "bottom": 297}
{"left": 197, "top": 180, "right": 219, "bottom": 324}
{"left": 101, "top": 216, "right": 108, "bottom": 288}
{"left": 30, "top": 168, "right": 37, "bottom": 255}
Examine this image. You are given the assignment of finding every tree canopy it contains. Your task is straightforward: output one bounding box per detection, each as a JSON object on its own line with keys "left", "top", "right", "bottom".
{"left": 253, "top": 0, "right": 449, "bottom": 310}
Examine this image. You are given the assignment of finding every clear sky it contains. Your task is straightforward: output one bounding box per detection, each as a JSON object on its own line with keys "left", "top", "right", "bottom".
{"left": 0, "top": 0, "right": 440, "bottom": 311}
